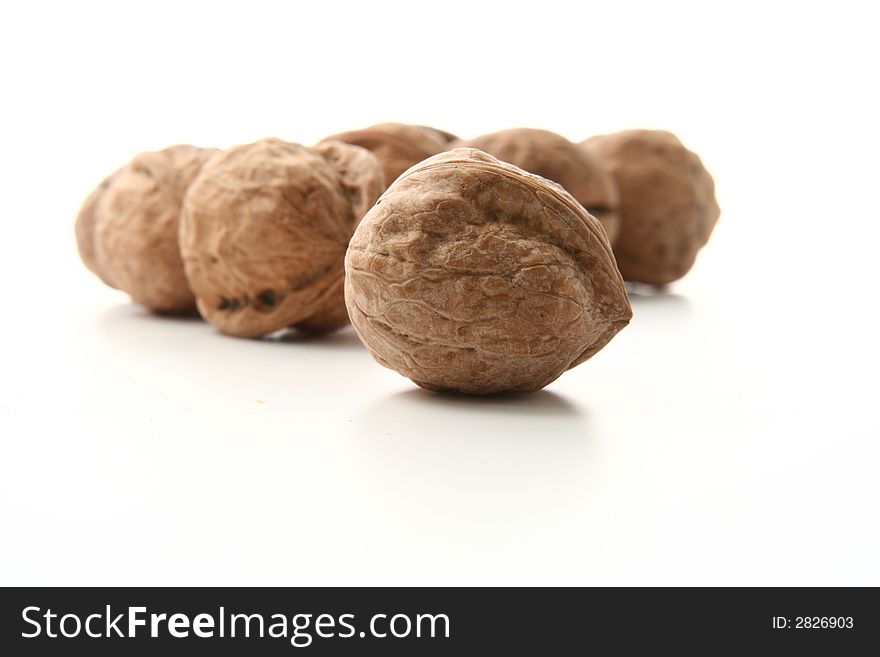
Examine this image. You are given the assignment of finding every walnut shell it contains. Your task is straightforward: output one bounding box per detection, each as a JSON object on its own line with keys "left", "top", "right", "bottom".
{"left": 75, "top": 172, "right": 119, "bottom": 289}
{"left": 415, "top": 125, "right": 459, "bottom": 144}
{"left": 75, "top": 145, "right": 217, "bottom": 311}
{"left": 582, "top": 130, "right": 720, "bottom": 285}
{"left": 320, "top": 123, "right": 447, "bottom": 188}
{"left": 180, "top": 138, "right": 383, "bottom": 338}
{"left": 345, "top": 148, "right": 632, "bottom": 394}
{"left": 453, "top": 128, "right": 620, "bottom": 244}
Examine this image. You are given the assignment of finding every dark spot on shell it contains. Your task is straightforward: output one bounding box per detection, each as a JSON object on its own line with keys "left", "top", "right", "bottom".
{"left": 258, "top": 289, "right": 277, "bottom": 307}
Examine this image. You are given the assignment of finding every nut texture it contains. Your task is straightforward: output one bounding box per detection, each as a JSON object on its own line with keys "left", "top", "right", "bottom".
{"left": 75, "top": 172, "right": 119, "bottom": 289}
{"left": 345, "top": 148, "right": 632, "bottom": 394}
{"left": 582, "top": 130, "right": 720, "bottom": 285}
{"left": 75, "top": 145, "right": 217, "bottom": 311}
{"left": 180, "top": 138, "right": 383, "bottom": 337}
{"left": 453, "top": 128, "right": 621, "bottom": 243}
{"left": 320, "top": 123, "right": 447, "bottom": 188}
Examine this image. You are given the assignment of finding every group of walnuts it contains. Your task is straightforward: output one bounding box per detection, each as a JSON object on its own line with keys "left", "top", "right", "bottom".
{"left": 76, "top": 123, "right": 719, "bottom": 394}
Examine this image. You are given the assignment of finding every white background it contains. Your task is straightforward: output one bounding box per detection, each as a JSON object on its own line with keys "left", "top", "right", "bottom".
{"left": 1, "top": 1, "right": 878, "bottom": 585}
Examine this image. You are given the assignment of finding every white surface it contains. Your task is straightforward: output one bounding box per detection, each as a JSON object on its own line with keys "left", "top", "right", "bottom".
{"left": 1, "top": 1, "right": 878, "bottom": 585}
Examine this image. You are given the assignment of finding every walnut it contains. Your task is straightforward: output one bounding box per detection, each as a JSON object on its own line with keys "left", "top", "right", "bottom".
{"left": 452, "top": 128, "right": 620, "bottom": 243}
{"left": 345, "top": 148, "right": 632, "bottom": 394}
{"left": 320, "top": 123, "right": 447, "bottom": 188}
{"left": 75, "top": 173, "right": 118, "bottom": 290}
{"left": 582, "top": 130, "right": 720, "bottom": 285}
{"left": 180, "top": 138, "right": 383, "bottom": 338}
{"left": 75, "top": 144, "right": 217, "bottom": 311}
{"left": 415, "top": 125, "right": 459, "bottom": 144}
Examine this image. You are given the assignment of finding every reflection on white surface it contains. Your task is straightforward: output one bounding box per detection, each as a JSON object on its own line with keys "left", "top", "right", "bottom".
{"left": 1, "top": 271, "right": 876, "bottom": 586}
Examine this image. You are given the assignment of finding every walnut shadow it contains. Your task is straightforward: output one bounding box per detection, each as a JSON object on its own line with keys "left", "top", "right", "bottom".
{"left": 97, "top": 303, "right": 365, "bottom": 352}
{"left": 368, "top": 387, "right": 585, "bottom": 419}
{"left": 149, "top": 306, "right": 203, "bottom": 321}
{"left": 351, "top": 388, "right": 597, "bottom": 521}
{"left": 262, "top": 326, "right": 364, "bottom": 350}
{"left": 355, "top": 387, "right": 592, "bottom": 457}
{"left": 99, "top": 302, "right": 204, "bottom": 325}
{"left": 626, "top": 284, "right": 693, "bottom": 318}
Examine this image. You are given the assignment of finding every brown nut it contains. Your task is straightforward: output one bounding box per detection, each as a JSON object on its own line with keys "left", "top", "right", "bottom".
{"left": 582, "top": 130, "right": 720, "bottom": 285}
{"left": 320, "top": 123, "right": 446, "bottom": 188}
{"left": 75, "top": 145, "right": 217, "bottom": 311}
{"left": 415, "top": 125, "right": 459, "bottom": 144}
{"left": 75, "top": 172, "right": 119, "bottom": 289}
{"left": 453, "top": 128, "right": 620, "bottom": 243}
{"left": 180, "top": 138, "right": 383, "bottom": 338}
{"left": 295, "top": 141, "right": 385, "bottom": 334}
{"left": 345, "top": 148, "right": 632, "bottom": 394}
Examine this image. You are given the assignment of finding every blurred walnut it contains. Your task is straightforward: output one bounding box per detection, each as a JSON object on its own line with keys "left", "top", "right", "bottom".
{"left": 320, "top": 123, "right": 447, "bottom": 188}
{"left": 453, "top": 128, "right": 620, "bottom": 243}
{"left": 75, "top": 144, "right": 217, "bottom": 311}
{"left": 180, "top": 138, "right": 383, "bottom": 337}
{"left": 583, "top": 130, "right": 719, "bottom": 285}
{"left": 345, "top": 148, "right": 632, "bottom": 394}
{"left": 415, "top": 125, "right": 459, "bottom": 144}
{"left": 75, "top": 173, "right": 118, "bottom": 289}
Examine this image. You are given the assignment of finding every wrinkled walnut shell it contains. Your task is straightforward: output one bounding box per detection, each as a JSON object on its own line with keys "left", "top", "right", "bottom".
{"left": 345, "top": 148, "right": 632, "bottom": 394}
{"left": 320, "top": 123, "right": 447, "bottom": 188}
{"left": 75, "top": 144, "right": 217, "bottom": 311}
{"left": 453, "top": 128, "right": 620, "bottom": 244}
{"left": 582, "top": 130, "right": 720, "bottom": 285}
{"left": 180, "top": 138, "right": 383, "bottom": 337}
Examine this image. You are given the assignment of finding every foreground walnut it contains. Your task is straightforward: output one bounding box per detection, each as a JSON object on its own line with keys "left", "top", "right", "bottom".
{"left": 75, "top": 145, "right": 217, "bottom": 311}
{"left": 582, "top": 130, "right": 720, "bottom": 285}
{"left": 180, "top": 138, "right": 383, "bottom": 337}
{"left": 453, "top": 128, "right": 621, "bottom": 243}
{"left": 320, "top": 123, "right": 447, "bottom": 188}
{"left": 345, "top": 148, "right": 632, "bottom": 394}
